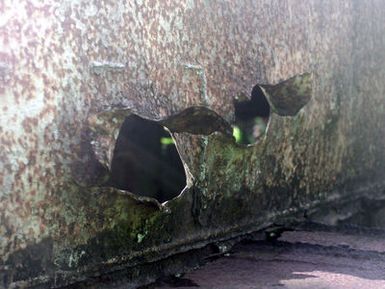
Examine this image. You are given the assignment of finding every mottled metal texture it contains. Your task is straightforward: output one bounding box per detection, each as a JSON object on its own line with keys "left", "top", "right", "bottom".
{"left": 1, "top": 0, "right": 385, "bottom": 288}
{"left": 260, "top": 73, "right": 313, "bottom": 116}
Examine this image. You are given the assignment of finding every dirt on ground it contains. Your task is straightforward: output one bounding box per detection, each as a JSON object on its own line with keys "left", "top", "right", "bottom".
{"left": 148, "top": 226, "right": 385, "bottom": 289}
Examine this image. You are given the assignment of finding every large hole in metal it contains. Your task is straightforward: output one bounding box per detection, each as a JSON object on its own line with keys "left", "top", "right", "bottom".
{"left": 233, "top": 85, "right": 270, "bottom": 144}
{"left": 106, "top": 114, "right": 186, "bottom": 203}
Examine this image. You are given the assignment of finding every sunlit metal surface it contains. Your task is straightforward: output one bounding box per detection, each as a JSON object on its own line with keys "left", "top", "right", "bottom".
{"left": 1, "top": 1, "right": 385, "bottom": 287}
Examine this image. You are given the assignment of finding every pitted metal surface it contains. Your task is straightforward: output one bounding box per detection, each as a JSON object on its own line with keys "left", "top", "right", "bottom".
{"left": 1, "top": 1, "right": 385, "bottom": 288}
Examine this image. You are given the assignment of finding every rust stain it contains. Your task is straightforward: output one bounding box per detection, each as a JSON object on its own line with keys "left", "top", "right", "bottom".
{"left": 0, "top": 0, "right": 385, "bottom": 288}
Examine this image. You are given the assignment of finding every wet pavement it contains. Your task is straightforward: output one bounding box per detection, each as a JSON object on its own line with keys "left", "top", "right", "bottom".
{"left": 149, "top": 227, "right": 385, "bottom": 289}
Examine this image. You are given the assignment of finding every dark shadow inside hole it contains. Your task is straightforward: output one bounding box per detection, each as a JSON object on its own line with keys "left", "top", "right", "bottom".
{"left": 233, "top": 85, "right": 270, "bottom": 144}
{"left": 106, "top": 114, "right": 186, "bottom": 203}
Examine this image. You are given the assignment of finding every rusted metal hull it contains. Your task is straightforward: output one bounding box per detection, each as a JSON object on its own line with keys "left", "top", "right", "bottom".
{"left": 1, "top": 0, "right": 385, "bottom": 288}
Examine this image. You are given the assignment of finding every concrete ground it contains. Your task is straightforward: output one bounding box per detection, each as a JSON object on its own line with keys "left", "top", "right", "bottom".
{"left": 149, "top": 227, "right": 385, "bottom": 289}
